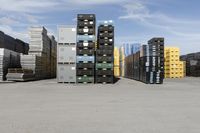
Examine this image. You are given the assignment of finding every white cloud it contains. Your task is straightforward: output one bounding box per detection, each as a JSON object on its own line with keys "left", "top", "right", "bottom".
{"left": 0, "top": 17, "right": 19, "bottom": 25}
{"left": 0, "top": 25, "right": 29, "bottom": 42}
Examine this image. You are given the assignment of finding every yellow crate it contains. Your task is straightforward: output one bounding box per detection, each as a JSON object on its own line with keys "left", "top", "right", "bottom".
{"left": 114, "top": 47, "right": 120, "bottom": 66}
{"left": 114, "top": 66, "right": 120, "bottom": 77}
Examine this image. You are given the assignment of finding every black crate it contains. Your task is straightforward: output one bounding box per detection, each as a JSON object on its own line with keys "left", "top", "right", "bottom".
{"left": 98, "top": 45, "right": 113, "bottom": 50}
{"left": 77, "top": 42, "right": 95, "bottom": 49}
{"left": 77, "top": 49, "right": 95, "bottom": 55}
{"left": 96, "top": 50, "right": 113, "bottom": 55}
{"left": 77, "top": 69, "right": 94, "bottom": 76}
{"left": 76, "top": 63, "right": 95, "bottom": 69}
{"left": 98, "top": 39, "right": 114, "bottom": 44}
{"left": 95, "top": 76, "right": 114, "bottom": 83}
{"left": 77, "top": 28, "right": 95, "bottom": 35}
{"left": 96, "top": 56, "right": 113, "bottom": 62}
{"left": 98, "top": 33, "right": 114, "bottom": 38}
{"left": 78, "top": 21, "right": 95, "bottom": 28}
{"left": 98, "top": 26, "right": 114, "bottom": 32}
{"left": 96, "top": 70, "right": 114, "bottom": 76}
{"left": 78, "top": 14, "right": 96, "bottom": 21}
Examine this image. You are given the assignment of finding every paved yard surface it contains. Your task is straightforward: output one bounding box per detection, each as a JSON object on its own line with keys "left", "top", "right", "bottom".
{"left": 0, "top": 78, "right": 200, "bottom": 133}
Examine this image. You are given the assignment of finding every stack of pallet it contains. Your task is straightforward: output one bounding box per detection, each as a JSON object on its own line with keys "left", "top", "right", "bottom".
{"left": 6, "top": 68, "right": 35, "bottom": 81}
{"left": 76, "top": 14, "right": 96, "bottom": 84}
{"left": 114, "top": 47, "right": 120, "bottom": 77}
{"left": 20, "top": 26, "right": 57, "bottom": 80}
{"left": 181, "top": 52, "right": 200, "bottom": 77}
{"left": 96, "top": 20, "right": 114, "bottom": 84}
{"left": 164, "top": 47, "right": 184, "bottom": 78}
{"left": 123, "top": 38, "right": 165, "bottom": 84}
{"left": 0, "top": 31, "right": 28, "bottom": 81}
{"left": 57, "top": 26, "right": 76, "bottom": 83}
{"left": 148, "top": 38, "right": 165, "bottom": 84}
{"left": 139, "top": 45, "right": 150, "bottom": 83}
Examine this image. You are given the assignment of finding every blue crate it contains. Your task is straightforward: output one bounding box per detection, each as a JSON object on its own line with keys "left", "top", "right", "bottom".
{"left": 98, "top": 20, "right": 114, "bottom": 26}
{"left": 77, "top": 35, "right": 95, "bottom": 42}
{"left": 77, "top": 56, "right": 95, "bottom": 63}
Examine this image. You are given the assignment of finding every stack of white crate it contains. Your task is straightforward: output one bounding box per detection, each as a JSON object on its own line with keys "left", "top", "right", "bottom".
{"left": 57, "top": 26, "right": 76, "bottom": 83}
{"left": 21, "top": 26, "right": 57, "bottom": 80}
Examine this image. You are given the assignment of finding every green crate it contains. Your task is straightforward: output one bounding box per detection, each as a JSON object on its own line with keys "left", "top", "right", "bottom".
{"left": 96, "top": 63, "right": 113, "bottom": 69}
{"left": 77, "top": 76, "right": 94, "bottom": 83}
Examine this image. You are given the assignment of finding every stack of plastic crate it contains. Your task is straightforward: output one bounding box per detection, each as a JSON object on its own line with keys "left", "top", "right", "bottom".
{"left": 76, "top": 14, "right": 96, "bottom": 84}
{"left": 96, "top": 20, "right": 114, "bottom": 84}
{"left": 164, "top": 47, "right": 185, "bottom": 78}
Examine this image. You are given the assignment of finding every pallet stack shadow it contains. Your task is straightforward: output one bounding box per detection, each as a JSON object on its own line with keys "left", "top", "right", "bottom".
{"left": 0, "top": 31, "right": 29, "bottom": 81}
{"left": 96, "top": 21, "right": 114, "bottom": 84}
{"left": 76, "top": 14, "right": 96, "bottom": 83}
{"left": 57, "top": 26, "right": 76, "bottom": 83}
{"left": 181, "top": 52, "right": 200, "bottom": 77}
{"left": 19, "top": 27, "right": 57, "bottom": 81}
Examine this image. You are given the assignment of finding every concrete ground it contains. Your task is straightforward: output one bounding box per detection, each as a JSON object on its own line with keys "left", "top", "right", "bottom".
{"left": 0, "top": 78, "right": 200, "bottom": 133}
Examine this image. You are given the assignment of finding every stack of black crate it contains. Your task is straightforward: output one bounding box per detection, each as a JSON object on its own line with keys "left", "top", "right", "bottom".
{"left": 139, "top": 45, "right": 150, "bottom": 83}
{"left": 96, "top": 21, "right": 114, "bottom": 84}
{"left": 148, "top": 38, "right": 165, "bottom": 84}
{"left": 77, "top": 14, "right": 96, "bottom": 83}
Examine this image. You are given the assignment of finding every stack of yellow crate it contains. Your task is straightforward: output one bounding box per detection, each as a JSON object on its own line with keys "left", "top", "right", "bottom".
{"left": 164, "top": 47, "right": 185, "bottom": 78}
{"left": 114, "top": 47, "right": 120, "bottom": 77}
{"left": 119, "top": 46, "right": 125, "bottom": 77}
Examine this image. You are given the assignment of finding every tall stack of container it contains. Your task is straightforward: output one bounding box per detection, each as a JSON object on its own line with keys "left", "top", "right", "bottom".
{"left": 21, "top": 26, "right": 56, "bottom": 80}
{"left": 96, "top": 20, "right": 114, "bottom": 84}
{"left": 57, "top": 26, "right": 76, "bottom": 83}
{"left": 114, "top": 47, "right": 120, "bottom": 77}
{"left": 164, "top": 47, "right": 184, "bottom": 78}
{"left": 139, "top": 45, "right": 150, "bottom": 83}
{"left": 148, "top": 38, "right": 164, "bottom": 84}
{"left": 77, "top": 14, "right": 96, "bottom": 83}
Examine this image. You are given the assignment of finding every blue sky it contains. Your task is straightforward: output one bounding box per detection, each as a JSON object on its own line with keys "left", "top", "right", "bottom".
{"left": 0, "top": 0, "right": 200, "bottom": 55}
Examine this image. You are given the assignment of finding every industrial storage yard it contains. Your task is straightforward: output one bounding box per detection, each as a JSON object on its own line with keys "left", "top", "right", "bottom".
{"left": 0, "top": 12, "right": 200, "bottom": 133}
{"left": 0, "top": 78, "right": 200, "bottom": 132}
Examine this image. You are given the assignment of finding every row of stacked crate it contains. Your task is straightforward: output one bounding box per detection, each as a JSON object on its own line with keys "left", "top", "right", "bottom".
{"left": 164, "top": 47, "right": 185, "bottom": 78}
{"left": 180, "top": 52, "right": 200, "bottom": 77}
{"left": 0, "top": 31, "right": 29, "bottom": 81}
{"left": 114, "top": 47, "right": 120, "bottom": 77}
{"left": 19, "top": 26, "right": 57, "bottom": 81}
{"left": 123, "top": 38, "right": 164, "bottom": 84}
{"left": 96, "top": 20, "right": 114, "bottom": 83}
{"left": 77, "top": 14, "right": 96, "bottom": 83}
{"left": 57, "top": 26, "right": 77, "bottom": 83}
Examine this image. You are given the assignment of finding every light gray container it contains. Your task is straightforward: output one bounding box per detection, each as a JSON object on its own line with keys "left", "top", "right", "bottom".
{"left": 58, "top": 26, "right": 76, "bottom": 44}
{"left": 57, "top": 64, "right": 76, "bottom": 83}
{"left": 57, "top": 45, "right": 76, "bottom": 63}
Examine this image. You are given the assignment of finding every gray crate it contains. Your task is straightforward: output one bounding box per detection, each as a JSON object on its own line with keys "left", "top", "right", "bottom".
{"left": 58, "top": 26, "right": 76, "bottom": 43}
{"left": 57, "top": 64, "right": 76, "bottom": 83}
{"left": 57, "top": 45, "right": 76, "bottom": 63}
